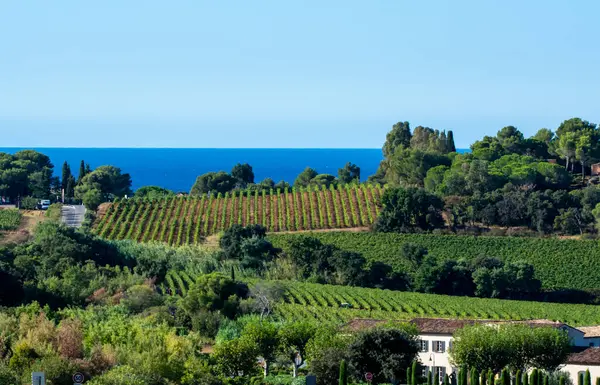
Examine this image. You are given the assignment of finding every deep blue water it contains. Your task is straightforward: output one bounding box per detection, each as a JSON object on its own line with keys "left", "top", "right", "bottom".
{"left": 0, "top": 148, "right": 387, "bottom": 192}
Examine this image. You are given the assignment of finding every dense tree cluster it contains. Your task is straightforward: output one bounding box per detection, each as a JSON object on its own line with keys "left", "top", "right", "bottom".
{"left": 0, "top": 150, "right": 56, "bottom": 201}
{"left": 75, "top": 165, "right": 132, "bottom": 210}
{"left": 450, "top": 324, "right": 571, "bottom": 372}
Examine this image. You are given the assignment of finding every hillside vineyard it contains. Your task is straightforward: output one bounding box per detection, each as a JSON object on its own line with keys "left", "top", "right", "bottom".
{"left": 157, "top": 275, "right": 600, "bottom": 327}
{"left": 94, "top": 184, "right": 383, "bottom": 243}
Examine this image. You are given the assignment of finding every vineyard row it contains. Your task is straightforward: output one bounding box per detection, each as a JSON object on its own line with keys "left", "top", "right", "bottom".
{"left": 94, "top": 184, "right": 384, "bottom": 245}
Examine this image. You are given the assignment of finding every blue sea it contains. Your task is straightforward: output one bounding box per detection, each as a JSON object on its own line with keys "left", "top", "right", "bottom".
{"left": 0, "top": 148, "right": 387, "bottom": 192}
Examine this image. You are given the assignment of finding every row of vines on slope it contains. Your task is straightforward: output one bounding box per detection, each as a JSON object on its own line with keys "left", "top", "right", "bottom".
{"left": 94, "top": 184, "right": 383, "bottom": 245}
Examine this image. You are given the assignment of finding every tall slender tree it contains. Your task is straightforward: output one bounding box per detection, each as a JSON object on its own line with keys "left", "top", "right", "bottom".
{"left": 471, "top": 368, "right": 480, "bottom": 385}
{"left": 338, "top": 359, "right": 347, "bottom": 385}
{"left": 447, "top": 130, "right": 457, "bottom": 152}
{"left": 411, "top": 360, "right": 418, "bottom": 385}
{"left": 585, "top": 370, "right": 592, "bottom": 385}
{"left": 61, "top": 161, "right": 72, "bottom": 191}
{"left": 77, "top": 160, "right": 86, "bottom": 184}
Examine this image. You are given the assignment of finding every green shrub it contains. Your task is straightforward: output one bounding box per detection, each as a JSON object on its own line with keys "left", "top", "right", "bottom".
{"left": 21, "top": 196, "right": 39, "bottom": 210}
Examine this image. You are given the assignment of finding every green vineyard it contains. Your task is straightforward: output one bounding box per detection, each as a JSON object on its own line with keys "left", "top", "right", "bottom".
{"left": 158, "top": 274, "right": 600, "bottom": 326}
{"left": 270, "top": 232, "right": 600, "bottom": 291}
{"left": 94, "top": 184, "right": 382, "bottom": 244}
{"left": 274, "top": 281, "right": 600, "bottom": 326}
{"left": 0, "top": 209, "right": 22, "bottom": 231}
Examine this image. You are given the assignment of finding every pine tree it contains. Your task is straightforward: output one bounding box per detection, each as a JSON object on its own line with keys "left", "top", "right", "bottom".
{"left": 61, "top": 161, "right": 72, "bottom": 191}
{"left": 230, "top": 265, "right": 235, "bottom": 281}
{"left": 412, "top": 360, "right": 418, "bottom": 385}
{"left": 585, "top": 370, "right": 592, "bottom": 385}
{"left": 77, "top": 160, "right": 86, "bottom": 184}
{"left": 85, "top": 163, "right": 91, "bottom": 175}
{"left": 338, "top": 359, "right": 347, "bottom": 385}
{"left": 447, "top": 130, "right": 457, "bottom": 152}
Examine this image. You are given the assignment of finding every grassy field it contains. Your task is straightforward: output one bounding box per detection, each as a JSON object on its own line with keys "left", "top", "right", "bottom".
{"left": 94, "top": 184, "right": 383, "bottom": 244}
{"left": 269, "top": 232, "right": 600, "bottom": 291}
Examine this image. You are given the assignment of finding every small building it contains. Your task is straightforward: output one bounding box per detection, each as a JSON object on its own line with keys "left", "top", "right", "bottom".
{"left": 592, "top": 163, "right": 600, "bottom": 176}
{"left": 344, "top": 318, "right": 600, "bottom": 383}
{"left": 563, "top": 348, "right": 600, "bottom": 380}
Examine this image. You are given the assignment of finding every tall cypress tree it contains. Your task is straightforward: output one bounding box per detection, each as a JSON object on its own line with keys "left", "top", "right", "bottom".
{"left": 595, "top": 377, "right": 600, "bottom": 385}
{"left": 471, "top": 368, "right": 479, "bottom": 385}
{"left": 77, "top": 160, "right": 86, "bottom": 184}
{"left": 531, "top": 369, "right": 538, "bottom": 385}
{"left": 585, "top": 370, "right": 592, "bottom": 385}
{"left": 501, "top": 369, "right": 510, "bottom": 385}
{"left": 412, "top": 360, "right": 418, "bottom": 385}
{"left": 61, "top": 161, "right": 72, "bottom": 191}
{"left": 447, "top": 130, "right": 457, "bottom": 152}
{"left": 481, "top": 371, "right": 488, "bottom": 385}
{"left": 407, "top": 366, "right": 412, "bottom": 385}
{"left": 515, "top": 370, "right": 522, "bottom": 385}
{"left": 427, "top": 370, "right": 432, "bottom": 385}
{"left": 543, "top": 375, "right": 548, "bottom": 385}
{"left": 66, "top": 175, "right": 76, "bottom": 198}
{"left": 523, "top": 371, "right": 529, "bottom": 385}
{"left": 444, "top": 374, "right": 450, "bottom": 385}
{"left": 487, "top": 370, "right": 494, "bottom": 385}
{"left": 559, "top": 377, "right": 565, "bottom": 385}
{"left": 338, "top": 359, "right": 347, "bottom": 385}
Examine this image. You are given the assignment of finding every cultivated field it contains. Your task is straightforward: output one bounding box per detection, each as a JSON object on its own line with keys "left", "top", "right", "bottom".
{"left": 159, "top": 274, "right": 600, "bottom": 326}
{"left": 94, "top": 184, "right": 383, "bottom": 244}
{"left": 269, "top": 232, "right": 600, "bottom": 291}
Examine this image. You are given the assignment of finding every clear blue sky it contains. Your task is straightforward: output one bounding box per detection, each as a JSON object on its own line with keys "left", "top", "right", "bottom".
{"left": 1, "top": 1, "right": 599, "bottom": 148}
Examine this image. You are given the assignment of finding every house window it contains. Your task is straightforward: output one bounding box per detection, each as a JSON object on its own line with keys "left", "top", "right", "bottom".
{"left": 434, "top": 367, "right": 446, "bottom": 382}
{"left": 419, "top": 339, "right": 429, "bottom": 352}
{"left": 433, "top": 341, "right": 446, "bottom": 353}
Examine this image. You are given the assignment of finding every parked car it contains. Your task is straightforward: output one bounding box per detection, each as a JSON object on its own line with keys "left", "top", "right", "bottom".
{"left": 39, "top": 199, "right": 51, "bottom": 210}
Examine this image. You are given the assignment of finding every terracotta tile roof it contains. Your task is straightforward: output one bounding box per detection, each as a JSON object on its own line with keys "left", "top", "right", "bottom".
{"left": 343, "top": 318, "right": 395, "bottom": 332}
{"left": 567, "top": 348, "right": 600, "bottom": 365}
{"left": 579, "top": 326, "right": 600, "bottom": 338}
{"left": 345, "top": 318, "right": 566, "bottom": 335}
{"left": 411, "top": 318, "right": 477, "bottom": 334}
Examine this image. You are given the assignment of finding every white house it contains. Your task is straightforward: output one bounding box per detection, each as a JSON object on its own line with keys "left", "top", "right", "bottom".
{"left": 345, "top": 318, "right": 600, "bottom": 383}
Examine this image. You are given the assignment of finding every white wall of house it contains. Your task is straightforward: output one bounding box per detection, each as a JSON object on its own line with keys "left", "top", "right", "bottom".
{"left": 561, "top": 364, "right": 600, "bottom": 383}
{"left": 415, "top": 327, "right": 600, "bottom": 384}
{"left": 560, "top": 326, "right": 600, "bottom": 348}
{"left": 417, "top": 333, "right": 456, "bottom": 380}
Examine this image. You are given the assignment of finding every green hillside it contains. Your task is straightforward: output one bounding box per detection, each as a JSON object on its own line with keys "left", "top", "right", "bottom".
{"left": 269, "top": 232, "right": 600, "bottom": 291}
{"left": 272, "top": 281, "right": 600, "bottom": 326}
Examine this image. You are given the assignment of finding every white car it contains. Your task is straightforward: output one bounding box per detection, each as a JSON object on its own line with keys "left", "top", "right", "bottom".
{"left": 39, "top": 200, "right": 51, "bottom": 210}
